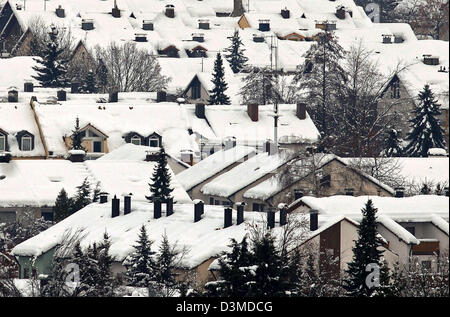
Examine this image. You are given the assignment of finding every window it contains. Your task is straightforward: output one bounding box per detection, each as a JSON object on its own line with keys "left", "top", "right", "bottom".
{"left": 222, "top": 201, "right": 231, "bottom": 206}
{"left": 21, "top": 136, "right": 32, "bottom": 151}
{"left": 93, "top": 141, "right": 102, "bottom": 153}
{"left": 319, "top": 174, "right": 331, "bottom": 187}
{"left": 192, "top": 83, "right": 201, "bottom": 99}
{"left": 391, "top": 81, "right": 400, "bottom": 99}
{"left": 209, "top": 197, "right": 214, "bottom": 205}
{"left": 149, "top": 138, "right": 159, "bottom": 147}
{"left": 41, "top": 211, "right": 54, "bottom": 222}
{"left": 130, "top": 136, "right": 141, "bottom": 145}
{"left": 23, "top": 268, "right": 29, "bottom": 279}
{"left": 405, "top": 226, "right": 415, "bottom": 236}
{"left": 0, "top": 135, "right": 5, "bottom": 151}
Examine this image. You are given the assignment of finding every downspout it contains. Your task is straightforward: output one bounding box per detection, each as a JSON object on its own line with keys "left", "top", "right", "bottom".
{"left": 29, "top": 97, "right": 49, "bottom": 159}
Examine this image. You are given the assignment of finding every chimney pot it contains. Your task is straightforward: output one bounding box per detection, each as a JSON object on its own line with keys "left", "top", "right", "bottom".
{"left": 112, "top": 195, "right": 120, "bottom": 218}
{"left": 296, "top": 102, "right": 306, "bottom": 120}
{"left": 194, "top": 200, "right": 204, "bottom": 222}
{"left": 166, "top": 197, "right": 174, "bottom": 216}
{"left": 100, "top": 194, "right": 108, "bottom": 204}
{"left": 267, "top": 210, "right": 275, "bottom": 229}
{"left": 24, "top": 82, "right": 34, "bottom": 92}
{"left": 236, "top": 202, "right": 245, "bottom": 225}
{"left": 224, "top": 207, "right": 233, "bottom": 228}
{"left": 247, "top": 104, "right": 259, "bottom": 122}
{"left": 264, "top": 140, "right": 277, "bottom": 155}
{"left": 310, "top": 210, "right": 318, "bottom": 231}
{"left": 7, "top": 89, "right": 18, "bottom": 102}
{"left": 57, "top": 89, "right": 66, "bottom": 101}
{"left": 165, "top": 5, "right": 175, "bottom": 18}
{"left": 157, "top": 91, "right": 167, "bottom": 102}
{"left": 294, "top": 189, "right": 304, "bottom": 200}
{"left": 71, "top": 81, "right": 80, "bottom": 93}
{"left": 124, "top": 195, "right": 131, "bottom": 214}
{"left": 154, "top": 199, "right": 162, "bottom": 219}
{"left": 195, "top": 103, "right": 205, "bottom": 118}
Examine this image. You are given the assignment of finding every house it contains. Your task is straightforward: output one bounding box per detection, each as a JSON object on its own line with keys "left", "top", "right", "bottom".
{"left": 293, "top": 195, "right": 449, "bottom": 270}
{"left": 176, "top": 145, "right": 256, "bottom": 200}
{"left": 200, "top": 149, "right": 293, "bottom": 210}
{"left": 242, "top": 155, "right": 395, "bottom": 212}
{"left": 11, "top": 199, "right": 294, "bottom": 285}
{"left": 0, "top": 153, "right": 191, "bottom": 223}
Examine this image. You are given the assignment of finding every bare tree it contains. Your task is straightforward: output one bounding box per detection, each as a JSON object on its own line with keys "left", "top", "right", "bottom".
{"left": 95, "top": 42, "right": 170, "bottom": 92}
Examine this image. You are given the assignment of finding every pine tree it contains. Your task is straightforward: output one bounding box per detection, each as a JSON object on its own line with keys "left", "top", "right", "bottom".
{"left": 81, "top": 69, "right": 98, "bottom": 93}
{"left": 204, "top": 237, "right": 253, "bottom": 296}
{"left": 72, "top": 243, "right": 102, "bottom": 297}
{"left": 70, "top": 117, "right": 86, "bottom": 151}
{"left": 420, "top": 183, "right": 432, "bottom": 195}
{"left": 72, "top": 178, "right": 92, "bottom": 213}
{"left": 209, "top": 53, "right": 231, "bottom": 105}
{"left": 294, "top": 32, "right": 347, "bottom": 137}
{"left": 92, "top": 182, "right": 101, "bottom": 203}
{"left": 146, "top": 148, "right": 173, "bottom": 203}
{"left": 248, "top": 233, "right": 290, "bottom": 296}
{"left": 343, "top": 199, "right": 386, "bottom": 297}
{"left": 32, "top": 27, "right": 69, "bottom": 88}
{"left": 154, "top": 233, "right": 180, "bottom": 296}
{"left": 124, "top": 225, "right": 157, "bottom": 287}
{"left": 405, "top": 85, "right": 446, "bottom": 157}
{"left": 96, "top": 232, "right": 117, "bottom": 297}
{"left": 53, "top": 188, "right": 73, "bottom": 222}
{"left": 224, "top": 29, "right": 248, "bottom": 74}
{"left": 383, "top": 129, "right": 404, "bottom": 157}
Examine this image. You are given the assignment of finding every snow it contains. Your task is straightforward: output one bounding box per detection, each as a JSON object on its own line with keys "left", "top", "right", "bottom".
{"left": 201, "top": 151, "right": 291, "bottom": 197}
{"left": 32, "top": 98, "right": 199, "bottom": 160}
{"left": 68, "top": 149, "right": 86, "bottom": 155}
{"left": 176, "top": 145, "right": 256, "bottom": 191}
{"left": 0, "top": 157, "right": 191, "bottom": 207}
{"left": 297, "top": 195, "right": 450, "bottom": 223}
{"left": 0, "top": 56, "right": 39, "bottom": 90}
{"left": 11, "top": 200, "right": 296, "bottom": 269}
{"left": 428, "top": 148, "right": 447, "bottom": 156}
{"left": 377, "top": 215, "right": 420, "bottom": 245}
{"left": 0, "top": 103, "right": 45, "bottom": 157}
{"left": 431, "top": 214, "right": 449, "bottom": 236}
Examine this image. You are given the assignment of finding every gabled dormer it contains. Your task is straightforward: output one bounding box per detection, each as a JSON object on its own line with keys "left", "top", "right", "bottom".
{"left": 0, "top": 128, "right": 9, "bottom": 152}
{"left": 145, "top": 132, "right": 162, "bottom": 148}
{"left": 123, "top": 131, "right": 146, "bottom": 146}
{"left": 79, "top": 123, "right": 108, "bottom": 153}
{"left": 16, "top": 130, "right": 34, "bottom": 151}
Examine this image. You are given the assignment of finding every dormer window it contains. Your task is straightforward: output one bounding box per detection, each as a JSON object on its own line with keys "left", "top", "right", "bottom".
{"left": 131, "top": 136, "right": 141, "bottom": 145}
{"left": 21, "top": 135, "right": 32, "bottom": 151}
{"left": 149, "top": 138, "right": 159, "bottom": 147}
{"left": 0, "top": 134, "right": 6, "bottom": 151}
{"left": 391, "top": 80, "right": 400, "bottom": 99}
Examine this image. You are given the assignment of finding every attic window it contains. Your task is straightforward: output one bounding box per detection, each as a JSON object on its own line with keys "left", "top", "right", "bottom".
{"left": 21, "top": 136, "right": 32, "bottom": 151}
{"left": 131, "top": 136, "right": 141, "bottom": 145}
{"left": 149, "top": 138, "right": 159, "bottom": 147}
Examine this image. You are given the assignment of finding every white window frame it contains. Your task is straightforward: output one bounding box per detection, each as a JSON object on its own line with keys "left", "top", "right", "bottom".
{"left": 149, "top": 138, "right": 159, "bottom": 147}
{"left": 21, "top": 135, "right": 32, "bottom": 151}
{"left": 130, "top": 136, "right": 141, "bottom": 145}
{"left": 0, "top": 135, "right": 5, "bottom": 151}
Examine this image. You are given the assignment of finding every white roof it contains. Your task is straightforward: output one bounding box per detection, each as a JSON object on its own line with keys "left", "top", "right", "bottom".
{"left": 298, "top": 195, "right": 449, "bottom": 222}
{"left": 201, "top": 151, "right": 291, "bottom": 197}
{"left": 0, "top": 157, "right": 191, "bottom": 207}
{"left": 11, "top": 200, "right": 294, "bottom": 268}
{"left": 176, "top": 145, "right": 256, "bottom": 191}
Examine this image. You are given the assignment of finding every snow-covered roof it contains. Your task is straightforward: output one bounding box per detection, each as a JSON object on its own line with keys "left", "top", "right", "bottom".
{"left": 0, "top": 56, "right": 39, "bottom": 91}
{"left": 32, "top": 98, "right": 199, "bottom": 160}
{"left": 0, "top": 102, "right": 46, "bottom": 157}
{"left": 11, "top": 200, "right": 293, "bottom": 268}
{"left": 201, "top": 150, "right": 292, "bottom": 197}
{"left": 343, "top": 157, "right": 449, "bottom": 188}
{"left": 176, "top": 145, "right": 256, "bottom": 191}
{"left": 197, "top": 104, "right": 320, "bottom": 145}
{"left": 0, "top": 157, "right": 191, "bottom": 207}
{"left": 297, "top": 195, "right": 450, "bottom": 222}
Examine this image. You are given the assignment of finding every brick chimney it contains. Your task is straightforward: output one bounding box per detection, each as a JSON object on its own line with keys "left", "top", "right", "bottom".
{"left": 310, "top": 209, "right": 318, "bottom": 231}
{"left": 264, "top": 140, "right": 277, "bottom": 155}
{"left": 224, "top": 207, "right": 233, "bottom": 228}
{"left": 281, "top": 8, "right": 290, "bottom": 19}
{"left": 296, "top": 102, "right": 306, "bottom": 120}
{"left": 231, "top": 0, "right": 245, "bottom": 17}
{"left": 157, "top": 91, "right": 167, "bottom": 102}
{"left": 112, "top": 1, "right": 121, "bottom": 18}
{"left": 7, "top": 88, "right": 18, "bottom": 102}
{"left": 112, "top": 195, "right": 120, "bottom": 218}
{"left": 57, "top": 89, "right": 66, "bottom": 101}
{"left": 247, "top": 104, "right": 259, "bottom": 122}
